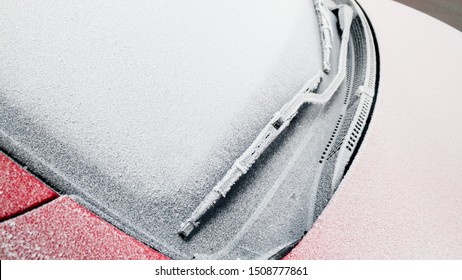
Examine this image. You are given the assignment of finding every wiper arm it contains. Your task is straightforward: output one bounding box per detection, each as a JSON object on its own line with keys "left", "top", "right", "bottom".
{"left": 178, "top": 3, "right": 354, "bottom": 239}
{"left": 179, "top": 73, "right": 322, "bottom": 238}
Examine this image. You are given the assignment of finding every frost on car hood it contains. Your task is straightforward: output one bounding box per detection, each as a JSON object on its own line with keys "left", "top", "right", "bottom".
{"left": 0, "top": 0, "right": 377, "bottom": 259}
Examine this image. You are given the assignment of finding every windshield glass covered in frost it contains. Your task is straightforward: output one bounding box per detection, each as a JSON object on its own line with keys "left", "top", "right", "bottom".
{"left": 0, "top": 0, "right": 377, "bottom": 259}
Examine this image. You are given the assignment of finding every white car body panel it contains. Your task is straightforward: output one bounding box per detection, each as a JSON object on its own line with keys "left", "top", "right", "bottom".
{"left": 287, "top": 0, "right": 462, "bottom": 259}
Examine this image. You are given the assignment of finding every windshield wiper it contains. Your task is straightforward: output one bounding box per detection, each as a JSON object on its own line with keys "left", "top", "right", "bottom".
{"left": 179, "top": 72, "right": 322, "bottom": 238}
{"left": 315, "top": 0, "right": 334, "bottom": 74}
{"left": 178, "top": 2, "right": 354, "bottom": 239}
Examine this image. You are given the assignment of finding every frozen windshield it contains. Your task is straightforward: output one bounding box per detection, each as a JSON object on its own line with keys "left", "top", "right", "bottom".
{"left": 0, "top": 0, "right": 377, "bottom": 259}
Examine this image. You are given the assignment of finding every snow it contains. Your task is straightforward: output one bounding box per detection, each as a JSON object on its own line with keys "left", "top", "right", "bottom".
{"left": 0, "top": 153, "right": 58, "bottom": 221}
{"left": 0, "top": 196, "right": 167, "bottom": 259}
{"left": 285, "top": 0, "right": 462, "bottom": 259}
{"left": 0, "top": 0, "right": 326, "bottom": 259}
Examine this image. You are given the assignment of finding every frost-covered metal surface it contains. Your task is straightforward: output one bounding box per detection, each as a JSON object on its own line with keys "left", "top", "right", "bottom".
{"left": 286, "top": 0, "right": 462, "bottom": 259}
{"left": 0, "top": 196, "right": 168, "bottom": 259}
{"left": 0, "top": 152, "right": 58, "bottom": 221}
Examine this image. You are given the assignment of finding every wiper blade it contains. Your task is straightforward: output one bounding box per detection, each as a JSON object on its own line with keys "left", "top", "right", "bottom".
{"left": 178, "top": 2, "right": 354, "bottom": 239}
{"left": 179, "top": 72, "right": 322, "bottom": 238}
{"left": 315, "top": 0, "right": 334, "bottom": 74}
